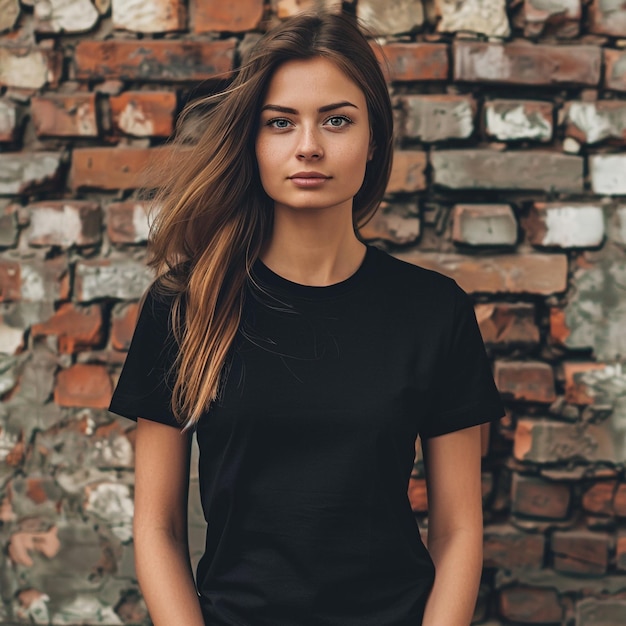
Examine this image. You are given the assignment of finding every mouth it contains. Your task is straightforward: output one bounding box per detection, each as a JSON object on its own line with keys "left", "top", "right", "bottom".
{"left": 288, "top": 171, "right": 331, "bottom": 180}
{"left": 288, "top": 172, "right": 331, "bottom": 188}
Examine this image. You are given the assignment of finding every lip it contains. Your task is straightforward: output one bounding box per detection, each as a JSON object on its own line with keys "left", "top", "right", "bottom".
{"left": 288, "top": 171, "right": 331, "bottom": 188}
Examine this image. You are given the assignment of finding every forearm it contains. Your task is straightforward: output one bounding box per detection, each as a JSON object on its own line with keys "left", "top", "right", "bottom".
{"left": 422, "top": 527, "right": 483, "bottom": 626}
{"left": 135, "top": 529, "right": 205, "bottom": 626}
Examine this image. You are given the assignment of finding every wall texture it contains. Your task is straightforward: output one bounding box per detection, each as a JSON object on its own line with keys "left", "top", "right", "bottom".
{"left": 0, "top": 0, "right": 626, "bottom": 624}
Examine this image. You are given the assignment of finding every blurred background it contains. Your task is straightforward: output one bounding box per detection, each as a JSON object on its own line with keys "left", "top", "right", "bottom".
{"left": 1, "top": 0, "right": 625, "bottom": 624}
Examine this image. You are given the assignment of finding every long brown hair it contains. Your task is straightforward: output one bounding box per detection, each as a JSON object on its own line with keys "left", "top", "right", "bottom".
{"left": 147, "top": 11, "right": 394, "bottom": 428}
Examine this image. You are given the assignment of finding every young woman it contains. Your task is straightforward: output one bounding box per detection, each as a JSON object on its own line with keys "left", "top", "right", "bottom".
{"left": 109, "top": 11, "right": 504, "bottom": 626}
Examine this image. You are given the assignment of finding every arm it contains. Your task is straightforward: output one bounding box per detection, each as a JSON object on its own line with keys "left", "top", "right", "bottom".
{"left": 133, "top": 417, "right": 205, "bottom": 626}
{"left": 421, "top": 424, "right": 484, "bottom": 626}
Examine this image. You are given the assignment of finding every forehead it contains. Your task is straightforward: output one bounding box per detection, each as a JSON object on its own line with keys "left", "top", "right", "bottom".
{"left": 261, "top": 57, "right": 366, "bottom": 107}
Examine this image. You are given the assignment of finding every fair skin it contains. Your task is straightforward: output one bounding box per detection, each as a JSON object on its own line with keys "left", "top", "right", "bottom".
{"left": 134, "top": 56, "right": 484, "bottom": 626}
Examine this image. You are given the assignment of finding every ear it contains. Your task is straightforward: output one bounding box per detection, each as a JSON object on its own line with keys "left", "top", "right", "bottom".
{"left": 367, "top": 140, "right": 376, "bottom": 162}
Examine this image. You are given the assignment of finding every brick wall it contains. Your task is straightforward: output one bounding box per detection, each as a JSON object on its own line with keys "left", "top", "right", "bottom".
{"left": 1, "top": 0, "right": 625, "bottom": 624}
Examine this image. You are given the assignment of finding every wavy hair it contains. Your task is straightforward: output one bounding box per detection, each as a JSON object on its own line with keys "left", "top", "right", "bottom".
{"left": 146, "top": 11, "right": 394, "bottom": 428}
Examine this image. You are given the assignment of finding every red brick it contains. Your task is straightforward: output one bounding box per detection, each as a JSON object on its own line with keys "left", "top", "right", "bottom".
{"left": 408, "top": 477, "right": 428, "bottom": 512}
{"left": 615, "top": 483, "right": 626, "bottom": 517}
{"left": 400, "top": 94, "right": 475, "bottom": 142}
{"left": 483, "top": 99, "right": 553, "bottom": 142}
{"left": 110, "top": 91, "right": 176, "bottom": 138}
{"left": 385, "top": 151, "right": 427, "bottom": 194}
{"left": 483, "top": 524, "right": 545, "bottom": 569}
{"left": 359, "top": 202, "right": 420, "bottom": 245}
{"left": 475, "top": 303, "right": 540, "bottom": 347}
{"left": 452, "top": 204, "right": 517, "bottom": 246}
{"left": 54, "top": 363, "right": 112, "bottom": 409}
{"left": 111, "top": 302, "right": 140, "bottom": 351}
{"left": 495, "top": 361, "right": 556, "bottom": 403}
{"left": 0, "top": 259, "right": 20, "bottom": 302}
{"left": 564, "top": 100, "right": 626, "bottom": 144}
{"left": 31, "top": 93, "right": 97, "bottom": 138}
{"left": 454, "top": 40, "right": 601, "bottom": 86}
{"left": 523, "top": 0, "right": 581, "bottom": 38}
{"left": 549, "top": 308, "right": 569, "bottom": 346}
{"left": 75, "top": 40, "right": 235, "bottom": 82}
{"left": 552, "top": 530, "right": 609, "bottom": 575}
{"left": 374, "top": 43, "right": 448, "bottom": 82}
{"left": 589, "top": 0, "right": 626, "bottom": 36}
{"left": 112, "top": 0, "right": 186, "bottom": 33}
{"left": 563, "top": 362, "right": 607, "bottom": 405}
{"left": 511, "top": 474, "right": 570, "bottom": 519}
{"left": 499, "top": 586, "right": 562, "bottom": 623}
{"left": 31, "top": 303, "right": 104, "bottom": 354}
{"left": 604, "top": 48, "right": 626, "bottom": 92}
{"left": 107, "top": 201, "right": 152, "bottom": 244}
{"left": 192, "top": 0, "right": 263, "bottom": 32}
{"left": 617, "top": 531, "right": 626, "bottom": 570}
{"left": 0, "top": 100, "right": 19, "bottom": 143}
{"left": 582, "top": 481, "right": 616, "bottom": 515}
{"left": 0, "top": 256, "right": 69, "bottom": 302}
{"left": 27, "top": 201, "right": 102, "bottom": 248}
{"left": 0, "top": 46, "right": 62, "bottom": 90}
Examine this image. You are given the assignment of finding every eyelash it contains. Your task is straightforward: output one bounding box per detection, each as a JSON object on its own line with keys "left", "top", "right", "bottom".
{"left": 265, "top": 115, "right": 354, "bottom": 129}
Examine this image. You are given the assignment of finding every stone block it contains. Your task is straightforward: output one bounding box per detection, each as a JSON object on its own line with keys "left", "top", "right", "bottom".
{"left": 111, "top": 302, "right": 140, "bottom": 351}
{"left": 31, "top": 303, "right": 104, "bottom": 354}
{"left": 523, "top": 203, "right": 605, "bottom": 248}
{"left": 576, "top": 598, "right": 626, "bottom": 626}
{"left": 590, "top": 154, "right": 626, "bottom": 195}
{"left": 0, "top": 46, "right": 62, "bottom": 90}
{"left": 431, "top": 150, "right": 583, "bottom": 193}
{"left": 359, "top": 202, "right": 420, "bottom": 245}
{"left": 112, "top": 0, "right": 186, "bottom": 33}
{"left": 494, "top": 361, "right": 556, "bottom": 403}
{"left": 26, "top": 201, "right": 102, "bottom": 248}
{"left": 452, "top": 204, "right": 517, "bottom": 246}
{"left": 0, "top": 152, "right": 62, "bottom": 196}
{"left": 0, "top": 99, "right": 19, "bottom": 143}
{"left": 75, "top": 40, "right": 235, "bottom": 82}
{"left": 499, "top": 586, "right": 562, "bottom": 623}
{"left": 401, "top": 94, "right": 475, "bottom": 142}
{"left": 374, "top": 43, "right": 449, "bottom": 82}
{"left": 107, "top": 201, "right": 152, "bottom": 244}
{"left": 604, "top": 48, "right": 626, "bottom": 92}
{"left": 0, "top": 0, "right": 20, "bottom": 32}
{"left": 454, "top": 41, "right": 601, "bottom": 86}
{"left": 385, "top": 151, "right": 427, "bottom": 194}
{"left": 394, "top": 251, "right": 568, "bottom": 295}
{"left": 565, "top": 100, "right": 626, "bottom": 144}
{"left": 511, "top": 474, "right": 570, "bottom": 519}
{"left": 31, "top": 93, "right": 98, "bottom": 138}
{"left": 194, "top": 0, "right": 263, "bottom": 31}
{"left": 34, "top": 0, "right": 99, "bottom": 33}
{"left": 483, "top": 524, "right": 545, "bottom": 568}
{"left": 589, "top": 0, "right": 626, "bottom": 36}
{"left": 552, "top": 530, "right": 609, "bottom": 575}
{"left": 54, "top": 363, "right": 113, "bottom": 409}
{"left": 523, "top": 0, "right": 580, "bottom": 38}
{"left": 475, "top": 302, "right": 540, "bottom": 347}
{"left": 75, "top": 258, "right": 153, "bottom": 301}
{"left": 436, "top": 0, "right": 510, "bottom": 37}
{"left": 483, "top": 99, "right": 553, "bottom": 142}
{"left": 357, "top": 0, "right": 424, "bottom": 35}
{"left": 582, "top": 481, "right": 616, "bottom": 515}
{"left": 110, "top": 91, "right": 176, "bottom": 137}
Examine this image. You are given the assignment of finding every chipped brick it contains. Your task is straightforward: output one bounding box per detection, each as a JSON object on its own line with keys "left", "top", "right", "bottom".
{"left": 589, "top": 0, "right": 626, "bottom": 37}
{"left": 110, "top": 91, "right": 176, "bottom": 137}
{"left": 565, "top": 100, "right": 626, "bottom": 145}
{"left": 0, "top": 99, "right": 19, "bottom": 143}
{"left": 499, "top": 586, "right": 562, "bottom": 623}
{"left": 0, "top": 152, "right": 63, "bottom": 196}
{"left": 111, "top": 301, "right": 140, "bottom": 351}
{"left": 374, "top": 43, "right": 449, "bottom": 82}
{"left": 483, "top": 99, "right": 553, "bottom": 142}
{"left": 523, "top": 0, "right": 581, "bottom": 38}
{"left": 112, "top": 0, "right": 186, "bottom": 33}
{"left": 0, "top": 202, "right": 18, "bottom": 247}
{"left": 54, "top": 363, "right": 112, "bottom": 409}
{"left": 75, "top": 258, "right": 153, "bottom": 301}
{"left": 359, "top": 202, "right": 420, "bottom": 245}
{"left": 0, "top": 46, "right": 62, "bottom": 90}
{"left": 34, "top": 0, "right": 99, "bottom": 33}
{"left": 582, "top": 481, "right": 616, "bottom": 515}
{"left": 31, "top": 93, "right": 97, "bottom": 138}
{"left": 272, "top": 0, "right": 342, "bottom": 18}
{"left": 385, "top": 151, "right": 427, "bottom": 194}
{"left": 107, "top": 201, "right": 152, "bottom": 244}
{"left": 401, "top": 94, "right": 475, "bottom": 142}
{"left": 483, "top": 524, "right": 545, "bottom": 569}
{"left": 193, "top": 0, "right": 263, "bottom": 32}
{"left": 604, "top": 48, "right": 626, "bottom": 92}
{"left": 563, "top": 362, "right": 608, "bottom": 405}
{"left": 27, "top": 201, "right": 102, "bottom": 248}
{"left": 552, "top": 530, "right": 609, "bottom": 575}
{"left": 357, "top": 0, "right": 424, "bottom": 35}
{"left": 475, "top": 302, "right": 540, "bottom": 347}
{"left": 511, "top": 474, "right": 570, "bottom": 519}
{"left": 451, "top": 204, "right": 517, "bottom": 246}
{"left": 0, "top": 256, "right": 69, "bottom": 302}
{"left": 436, "top": 0, "right": 510, "bottom": 37}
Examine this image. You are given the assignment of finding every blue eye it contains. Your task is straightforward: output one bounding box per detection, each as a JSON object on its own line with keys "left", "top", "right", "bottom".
{"left": 325, "top": 115, "right": 352, "bottom": 128}
{"left": 267, "top": 118, "right": 291, "bottom": 129}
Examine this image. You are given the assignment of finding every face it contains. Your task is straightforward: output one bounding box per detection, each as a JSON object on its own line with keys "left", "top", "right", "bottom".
{"left": 255, "top": 56, "right": 373, "bottom": 217}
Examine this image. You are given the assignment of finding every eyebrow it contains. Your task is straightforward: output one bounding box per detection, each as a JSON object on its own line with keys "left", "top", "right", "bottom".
{"left": 260, "top": 101, "right": 359, "bottom": 114}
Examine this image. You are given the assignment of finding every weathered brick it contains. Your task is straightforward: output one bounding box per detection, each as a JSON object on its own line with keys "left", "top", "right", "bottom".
{"left": 75, "top": 40, "right": 235, "bottom": 82}
{"left": 0, "top": 0, "right": 20, "bottom": 32}
{"left": 395, "top": 251, "right": 567, "bottom": 295}
{"left": 0, "top": 99, "right": 19, "bottom": 143}
{"left": 576, "top": 598, "right": 626, "bottom": 626}
{"left": 514, "top": 418, "right": 620, "bottom": 464}
{"left": 194, "top": 0, "right": 263, "bottom": 32}
{"left": 523, "top": 203, "right": 604, "bottom": 248}
{"left": 110, "top": 91, "right": 176, "bottom": 137}
{"left": 452, "top": 204, "right": 517, "bottom": 246}
{"left": 0, "top": 256, "right": 69, "bottom": 302}
{"left": 499, "top": 586, "right": 562, "bottom": 623}
{"left": 589, "top": 0, "right": 626, "bottom": 36}
{"left": 604, "top": 48, "right": 626, "bottom": 92}
{"left": 401, "top": 94, "right": 475, "bottom": 142}
{"left": 374, "top": 43, "right": 449, "bottom": 82}
{"left": 483, "top": 524, "right": 545, "bottom": 569}
{"left": 54, "top": 363, "right": 112, "bottom": 409}
{"left": 431, "top": 150, "right": 583, "bottom": 193}
{"left": 0, "top": 46, "right": 62, "bottom": 90}
{"left": 357, "top": 0, "right": 424, "bottom": 35}
{"left": 565, "top": 101, "right": 626, "bottom": 145}
{"left": 607, "top": 204, "right": 626, "bottom": 246}
{"left": 0, "top": 152, "right": 62, "bottom": 196}
{"left": 495, "top": 361, "right": 555, "bottom": 403}
{"left": 385, "top": 151, "right": 427, "bottom": 194}
{"left": 75, "top": 258, "right": 153, "bottom": 301}
{"left": 408, "top": 477, "right": 428, "bottom": 512}
{"left": 31, "top": 303, "right": 104, "bottom": 354}
{"left": 31, "top": 93, "right": 97, "bottom": 138}
{"left": 483, "top": 99, "right": 553, "bottom": 142}
{"left": 436, "top": 0, "right": 510, "bottom": 37}
{"left": 615, "top": 483, "right": 626, "bottom": 516}
{"left": 523, "top": 0, "right": 581, "bottom": 38}
{"left": 476, "top": 303, "right": 539, "bottom": 347}
{"left": 272, "top": 0, "right": 342, "bottom": 18}
{"left": 0, "top": 202, "right": 18, "bottom": 247}
{"left": 34, "top": 0, "right": 99, "bottom": 33}
{"left": 84, "top": 481, "right": 134, "bottom": 541}
{"left": 511, "top": 474, "right": 570, "bottom": 519}
{"left": 582, "top": 481, "right": 616, "bottom": 515}
{"left": 618, "top": 531, "right": 626, "bottom": 570}
{"left": 552, "top": 530, "right": 609, "bottom": 575}
{"left": 112, "top": 0, "right": 186, "bottom": 32}
{"left": 359, "top": 202, "right": 420, "bottom": 245}
{"left": 111, "top": 301, "right": 140, "bottom": 351}
{"left": 590, "top": 154, "right": 626, "bottom": 195}
{"left": 26, "top": 201, "right": 102, "bottom": 248}
{"left": 107, "top": 201, "right": 152, "bottom": 244}
{"left": 563, "top": 362, "right": 608, "bottom": 405}
{"left": 454, "top": 41, "right": 601, "bottom": 87}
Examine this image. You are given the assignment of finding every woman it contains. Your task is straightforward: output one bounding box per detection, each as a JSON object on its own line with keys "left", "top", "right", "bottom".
{"left": 109, "top": 11, "right": 504, "bottom": 626}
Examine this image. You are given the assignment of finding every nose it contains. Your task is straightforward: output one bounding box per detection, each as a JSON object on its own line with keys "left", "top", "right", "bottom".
{"left": 296, "top": 125, "right": 324, "bottom": 160}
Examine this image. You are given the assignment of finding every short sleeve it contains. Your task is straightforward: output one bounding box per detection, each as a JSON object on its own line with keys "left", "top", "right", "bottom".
{"left": 420, "top": 283, "right": 505, "bottom": 439}
{"left": 108, "top": 284, "right": 182, "bottom": 429}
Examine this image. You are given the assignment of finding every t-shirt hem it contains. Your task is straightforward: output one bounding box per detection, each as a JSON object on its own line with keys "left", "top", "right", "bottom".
{"left": 420, "top": 401, "right": 505, "bottom": 439}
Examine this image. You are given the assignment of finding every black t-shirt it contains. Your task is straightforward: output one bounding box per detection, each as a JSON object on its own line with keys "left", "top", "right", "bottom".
{"left": 109, "top": 245, "right": 504, "bottom": 626}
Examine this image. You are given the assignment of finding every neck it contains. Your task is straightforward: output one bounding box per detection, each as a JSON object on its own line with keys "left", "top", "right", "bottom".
{"left": 260, "top": 203, "right": 367, "bottom": 287}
